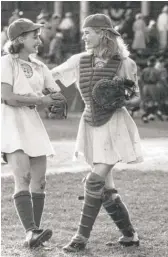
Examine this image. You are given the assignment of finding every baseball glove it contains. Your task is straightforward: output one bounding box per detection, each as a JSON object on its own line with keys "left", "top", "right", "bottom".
{"left": 92, "top": 77, "right": 136, "bottom": 110}
{"left": 43, "top": 88, "right": 68, "bottom": 119}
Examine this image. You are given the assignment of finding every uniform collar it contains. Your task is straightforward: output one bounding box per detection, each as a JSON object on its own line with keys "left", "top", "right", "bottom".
{"left": 10, "top": 53, "right": 43, "bottom": 68}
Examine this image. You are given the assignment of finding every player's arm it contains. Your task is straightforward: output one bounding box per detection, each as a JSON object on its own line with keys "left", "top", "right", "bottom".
{"left": 1, "top": 83, "right": 57, "bottom": 107}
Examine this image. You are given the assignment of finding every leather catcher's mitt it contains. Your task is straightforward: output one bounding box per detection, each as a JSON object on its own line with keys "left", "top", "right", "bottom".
{"left": 92, "top": 77, "right": 136, "bottom": 110}
{"left": 43, "top": 88, "right": 68, "bottom": 119}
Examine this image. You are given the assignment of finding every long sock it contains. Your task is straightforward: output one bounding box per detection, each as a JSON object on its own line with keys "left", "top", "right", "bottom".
{"left": 13, "top": 191, "right": 37, "bottom": 232}
{"left": 31, "top": 192, "right": 45, "bottom": 228}
{"left": 102, "top": 189, "right": 135, "bottom": 237}
{"left": 76, "top": 172, "right": 105, "bottom": 239}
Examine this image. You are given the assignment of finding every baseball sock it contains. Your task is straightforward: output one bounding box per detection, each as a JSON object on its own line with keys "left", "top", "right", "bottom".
{"left": 13, "top": 191, "right": 37, "bottom": 232}
{"left": 31, "top": 192, "right": 45, "bottom": 228}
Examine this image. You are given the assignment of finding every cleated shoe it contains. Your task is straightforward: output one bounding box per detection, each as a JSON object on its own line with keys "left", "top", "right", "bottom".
{"left": 118, "top": 232, "right": 139, "bottom": 247}
{"left": 63, "top": 241, "right": 86, "bottom": 252}
{"left": 25, "top": 229, "right": 53, "bottom": 248}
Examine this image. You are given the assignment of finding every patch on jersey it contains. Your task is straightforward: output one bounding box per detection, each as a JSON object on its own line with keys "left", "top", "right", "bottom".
{"left": 21, "top": 63, "right": 33, "bottom": 78}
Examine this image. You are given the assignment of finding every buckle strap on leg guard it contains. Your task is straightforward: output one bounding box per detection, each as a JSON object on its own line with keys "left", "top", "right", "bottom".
{"left": 102, "top": 189, "right": 135, "bottom": 237}
{"left": 102, "top": 188, "right": 118, "bottom": 203}
{"left": 76, "top": 172, "right": 105, "bottom": 239}
{"left": 63, "top": 172, "right": 106, "bottom": 252}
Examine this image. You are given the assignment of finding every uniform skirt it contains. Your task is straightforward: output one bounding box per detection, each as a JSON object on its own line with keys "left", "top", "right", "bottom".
{"left": 74, "top": 107, "right": 143, "bottom": 167}
{"left": 1, "top": 104, "right": 55, "bottom": 157}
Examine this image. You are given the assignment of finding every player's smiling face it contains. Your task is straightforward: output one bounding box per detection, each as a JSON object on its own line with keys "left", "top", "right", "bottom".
{"left": 22, "top": 30, "right": 42, "bottom": 54}
{"left": 82, "top": 27, "right": 101, "bottom": 51}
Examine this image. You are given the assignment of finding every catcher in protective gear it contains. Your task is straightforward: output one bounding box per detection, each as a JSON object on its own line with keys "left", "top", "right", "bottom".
{"left": 43, "top": 88, "right": 68, "bottom": 119}
{"left": 92, "top": 76, "right": 137, "bottom": 111}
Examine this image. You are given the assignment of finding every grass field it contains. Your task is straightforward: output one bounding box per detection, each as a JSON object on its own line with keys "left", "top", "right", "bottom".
{"left": 41, "top": 114, "right": 168, "bottom": 141}
{"left": 1, "top": 169, "right": 168, "bottom": 257}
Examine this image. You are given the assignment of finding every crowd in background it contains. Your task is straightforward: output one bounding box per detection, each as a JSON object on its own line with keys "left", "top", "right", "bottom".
{"left": 1, "top": 5, "right": 168, "bottom": 122}
{"left": 106, "top": 5, "right": 168, "bottom": 53}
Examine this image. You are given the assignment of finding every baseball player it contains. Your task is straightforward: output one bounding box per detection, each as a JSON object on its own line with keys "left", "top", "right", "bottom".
{"left": 1, "top": 18, "right": 66, "bottom": 248}
{"left": 52, "top": 14, "right": 143, "bottom": 252}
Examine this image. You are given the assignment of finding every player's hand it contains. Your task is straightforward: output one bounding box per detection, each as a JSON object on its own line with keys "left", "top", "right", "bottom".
{"left": 41, "top": 95, "right": 57, "bottom": 106}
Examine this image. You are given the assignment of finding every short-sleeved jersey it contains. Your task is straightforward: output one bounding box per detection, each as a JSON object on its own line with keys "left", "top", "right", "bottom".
{"left": 1, "top": 54, "right": 60, "bottom": 96}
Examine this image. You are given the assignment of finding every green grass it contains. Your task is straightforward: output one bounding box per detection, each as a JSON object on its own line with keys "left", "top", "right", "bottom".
{"left": 1, "top": 170, "right": 168, "bottom": 257}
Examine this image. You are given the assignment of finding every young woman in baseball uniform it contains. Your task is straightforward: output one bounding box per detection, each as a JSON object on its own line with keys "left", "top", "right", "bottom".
{"left": 1, "top": 18, "right": 62, "bottom": 248}
{"left": 52, "top": 14, "right": 143, "bottom": 252}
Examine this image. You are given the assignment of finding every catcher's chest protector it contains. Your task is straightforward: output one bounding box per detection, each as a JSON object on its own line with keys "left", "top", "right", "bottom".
{"left": 79, "top": 54, "right": 121, "bottom": 126}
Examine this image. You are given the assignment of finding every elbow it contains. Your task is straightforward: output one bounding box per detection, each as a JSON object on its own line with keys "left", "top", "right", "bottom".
{"left": 1, "top": 91, "right": 15, "bottom": 102}
{"left": 1, "top": 95, "right": 17, "bottom": 106}
{"left": 2, "top": 96, "right": 12, "bottom": 102}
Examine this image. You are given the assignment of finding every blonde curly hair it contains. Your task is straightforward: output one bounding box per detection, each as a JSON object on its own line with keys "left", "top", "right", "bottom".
{"left": 88, "top": 28, "right": 130, "bottom": 59}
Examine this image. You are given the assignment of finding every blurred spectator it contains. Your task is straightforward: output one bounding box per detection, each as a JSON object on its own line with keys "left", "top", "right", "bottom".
{"left": 155, "top": 57, "right": 168, "bottom": 118}
{"left": 36, "top": 9, "right": 50, "bottom": 23}
{"left": 102, "top": 8, "right": 109, "bottom": 16}
{"left": 8, "top": 9, "right": 23, "bottom": 25}
{"left": 155, "top": 56, "right": 165, "bottom": 70}
{"left": 59, "top": 12, "right": 78, "bottom": 59}
{"left": 1, "top": 26, "right": 8, "bottom": 50}
{"left": 36, "top": 10, "right": 53, "bottom": 59}
{"left": 50, "top": 13, "right": 61, "bottom": 38}
{"left": 163, "top": 61, "right": 168, "bottom": 119}
{"left": 109, "top": 6, "right": 125, "bottom": 26}
{"left": 157, "top": 5, "right": 168, "bottom": 50}
{"left": 141, "top": 56, "right": 163, "bottom": 122}
{"left": 146, "top": 20, "right": 159, "bottom": 50}
{"left": 117, "top": 8, "right": 134, "bottom": 42}
{"left": 132, "top": 13, "right": 147, "bottom": 52}
{"left": 48, "top": 30, "right": 63, "bottom": 65}
{"left": 59, "top": 12, "right": 77, "bottom": 41}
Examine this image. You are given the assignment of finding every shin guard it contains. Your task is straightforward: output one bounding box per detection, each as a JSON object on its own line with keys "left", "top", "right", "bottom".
{"left": 77, "top": 172, "right": 105, "bottom": 239}
{"left": 102, "top": 189, "right": 135, "bottom": 237}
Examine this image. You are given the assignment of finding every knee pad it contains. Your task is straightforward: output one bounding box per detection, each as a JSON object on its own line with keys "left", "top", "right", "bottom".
{"left": 85, "top": 172, "right": 105, "bottom": 198}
